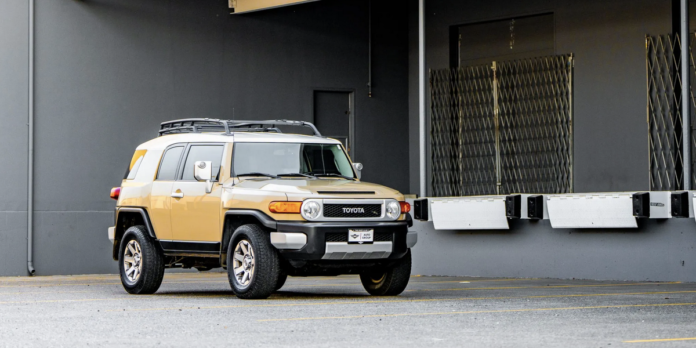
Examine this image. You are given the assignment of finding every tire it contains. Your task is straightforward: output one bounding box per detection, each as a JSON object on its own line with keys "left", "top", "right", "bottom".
{"left": 275, "top": 273, "right": 288, "bottom": 291}
{"left": 360, "top": 249, "right": 412, "bottom": 296}
{"left": 118, "top": 225, "right": 165, "bottom": 294}
{"left": 226, "top": 224, "right": 281, "bottom": 299}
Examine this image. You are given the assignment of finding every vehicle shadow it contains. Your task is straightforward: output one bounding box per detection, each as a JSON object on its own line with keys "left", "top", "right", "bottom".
{"left": 153, "top": 290, "right": 371, "bottom": 300}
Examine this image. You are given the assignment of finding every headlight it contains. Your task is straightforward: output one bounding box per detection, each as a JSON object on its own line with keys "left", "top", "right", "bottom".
{"left": 301, "top": 201, "right": 322, "bottom": 220}
{"left": 386, "top": 200, "right": 401, "bottom": 220}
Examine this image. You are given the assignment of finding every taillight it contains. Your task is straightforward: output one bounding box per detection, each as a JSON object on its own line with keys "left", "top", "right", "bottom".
{"left": 110, "top": 187, "right": 121, "bottom": 200}
{"left": 269, "top": 201, "right": 302, "bottom": 214}
{"left": 399, "top": 201, "right": 411, "bottom": 214}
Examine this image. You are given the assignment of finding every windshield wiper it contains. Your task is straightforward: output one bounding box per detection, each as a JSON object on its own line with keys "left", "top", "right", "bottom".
{"left": 314, "top": 173, "right": 356, "bottom": 181}
{"left": 236, "top": 172, "right": 279, "bottom": 179}
{"left": 277, "top": 173, "right": 318, "bottom": 179}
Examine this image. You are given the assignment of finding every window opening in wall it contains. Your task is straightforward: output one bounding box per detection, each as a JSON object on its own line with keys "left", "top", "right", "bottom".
{"left": 430, "top": 54, "right": 574, "bottom": 197}
{"left": 646, "top": 33, "right": 696, "bottom": 190}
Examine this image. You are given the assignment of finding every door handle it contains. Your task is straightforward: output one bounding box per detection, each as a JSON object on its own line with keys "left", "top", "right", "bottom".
{"left": 171, "top": 191, "right": 184, "bottom": 199}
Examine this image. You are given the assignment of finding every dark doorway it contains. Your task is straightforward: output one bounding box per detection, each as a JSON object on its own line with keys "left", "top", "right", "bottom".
{"left": 452, "top": 13, "right": 555, "bottom": 67}
{"left": 313, "top": 90, "right": 354, "bottom": 155}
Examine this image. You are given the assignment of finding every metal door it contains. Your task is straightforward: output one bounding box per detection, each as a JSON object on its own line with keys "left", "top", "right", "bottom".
{"left": 313, "top": 90, "right": 354, "bottom": 154}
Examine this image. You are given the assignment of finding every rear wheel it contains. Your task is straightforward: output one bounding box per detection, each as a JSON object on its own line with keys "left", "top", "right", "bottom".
{"left": 360, "top": 249, "right": 412, "bottom": 296}
{"left": 226, "top": 224, "right": 280, "bottom": 299}
{"left": 118, "top": 226, "right": 165, "bottom": 294}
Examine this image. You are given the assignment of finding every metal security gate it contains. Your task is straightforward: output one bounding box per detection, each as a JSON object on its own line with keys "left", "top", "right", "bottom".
{"left": 430, "top": 54, "right": 574, "bottom": 197}
{"left": 646, "top": 33, "right": 696, "bottom": 191}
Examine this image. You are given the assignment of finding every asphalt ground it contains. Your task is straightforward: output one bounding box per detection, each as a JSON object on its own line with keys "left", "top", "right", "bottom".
{"left": 0, "top": 273, "right": 695, "bottom": 347}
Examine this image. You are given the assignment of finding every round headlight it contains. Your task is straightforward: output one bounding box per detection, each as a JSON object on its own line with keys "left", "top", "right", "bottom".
{"left": 301, "top": 201, "right": 321, "bottom": 220}
{"left": 386, "top": 200, "right": 401, "bottom": 220}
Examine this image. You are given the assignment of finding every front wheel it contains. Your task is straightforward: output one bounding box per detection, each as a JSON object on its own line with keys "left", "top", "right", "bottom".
{"left": 226, "top": 224, "right": 281, "bottom": 299}
{"left": 118, "top": 225, "right": 165, "bottom": 294}
{"left": 360, "top": 249, "right": 412, "bottom": 296}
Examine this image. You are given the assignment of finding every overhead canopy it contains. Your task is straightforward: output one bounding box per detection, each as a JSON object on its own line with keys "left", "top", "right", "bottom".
{"left": 229, "top": 0, "right": 320, "bottom": 14}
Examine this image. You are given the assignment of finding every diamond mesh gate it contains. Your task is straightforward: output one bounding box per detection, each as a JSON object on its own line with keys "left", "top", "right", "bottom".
{"left": 430, "top": 54, "right": 574, "bottom": 197}
{"left": 646, "top": 33, "right": 696, "bottom": 191}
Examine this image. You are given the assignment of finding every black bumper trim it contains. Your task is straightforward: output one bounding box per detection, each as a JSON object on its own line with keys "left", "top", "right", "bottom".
{"left": 275, "top": 221, "right": 409, "bottom": 261}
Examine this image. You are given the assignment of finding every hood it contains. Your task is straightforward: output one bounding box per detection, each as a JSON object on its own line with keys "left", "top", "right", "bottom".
{"left": 228, "top": 178, "right": 401, "bottom": 199}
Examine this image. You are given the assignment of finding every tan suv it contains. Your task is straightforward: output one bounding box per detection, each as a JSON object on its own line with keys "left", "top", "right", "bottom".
{"left": 108, "top": 119, "right": 416, "bottom": 299}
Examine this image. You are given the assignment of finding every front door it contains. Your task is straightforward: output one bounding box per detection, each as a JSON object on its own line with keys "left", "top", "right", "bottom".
{"left": 313, "top": 90, "right": 353, "bottom": 154}
{"left": 171, "top": 144, "right": 225, "bottom": 243}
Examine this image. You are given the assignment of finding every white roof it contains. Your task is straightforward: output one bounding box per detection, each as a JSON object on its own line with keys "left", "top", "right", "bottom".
{"left": 137, "top": 132, "right": 341, "bottom": 151}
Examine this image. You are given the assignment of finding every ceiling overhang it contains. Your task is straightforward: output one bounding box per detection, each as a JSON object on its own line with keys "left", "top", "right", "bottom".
{"left": 229, "top": 0, "right": 320, "bottom": 14}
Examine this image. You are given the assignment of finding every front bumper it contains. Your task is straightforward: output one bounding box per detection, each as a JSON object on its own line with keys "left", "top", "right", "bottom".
{"left": 274, "top": 220, "right": 411, "bottom": 261}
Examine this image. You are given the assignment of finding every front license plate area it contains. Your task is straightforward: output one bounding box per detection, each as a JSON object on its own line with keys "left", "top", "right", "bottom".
{"left": 348, "top": 229, "right": 374, "bottom": 244}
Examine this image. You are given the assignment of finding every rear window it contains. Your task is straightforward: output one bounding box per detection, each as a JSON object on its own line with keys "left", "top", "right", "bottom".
{"left": 124, "top": 150, "right": 147, "bottom": 180}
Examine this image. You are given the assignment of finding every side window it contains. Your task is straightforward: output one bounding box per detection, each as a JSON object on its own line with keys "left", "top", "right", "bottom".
{"left": 124, "top": 149, "right": 147, "bottom": 180}
{"left": 181, "top": 145, "right": 224, "bottom": 181}
{"left": 157, "top": 146, "right": 184, "bottom": 181}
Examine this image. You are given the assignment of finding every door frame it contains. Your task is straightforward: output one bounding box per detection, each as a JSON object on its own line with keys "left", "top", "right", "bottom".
{"left": 311, "top": 88, "right": 356, "bottom": 159}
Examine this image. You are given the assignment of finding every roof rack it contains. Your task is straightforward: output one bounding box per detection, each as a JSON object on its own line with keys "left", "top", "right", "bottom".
{"left": 158, "top": 118, "right": 322, "bottom": 137}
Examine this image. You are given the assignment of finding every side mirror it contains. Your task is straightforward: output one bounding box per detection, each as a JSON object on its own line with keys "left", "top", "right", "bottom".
{"left": 194, "top": 161, "right": 214, "bottom": 193}
{"left": 352, "top": 162, "right": 363, "bottom": 180}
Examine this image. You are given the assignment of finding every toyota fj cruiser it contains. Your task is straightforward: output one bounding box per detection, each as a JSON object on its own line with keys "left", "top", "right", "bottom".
{"left": 108, "top": 119, "right": 416, "bottom": 299}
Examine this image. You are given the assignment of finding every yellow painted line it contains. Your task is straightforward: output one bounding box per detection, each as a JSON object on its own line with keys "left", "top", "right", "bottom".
{"left": 0, "top": 280, "right": 232, "bottom": 288}
{"left": 0, "top": 277, "right": 566, "bottom": 289}
{"left": 0, "top": 297, "right": 147, "bottom": 305}
{"left": 287, "top": 278, "right": 533, "bottom": 288}
{"left": 105, "top": 290, "right": 696, "bottom": 313}
{"left": 0, "top": 290, "right": 93, "bottom": 296}
{"left": 258, "top": 302, "right": 696, "bottom": 322}
{"left": 625, "top": 337, "right": 696, "bottom": 343}
{"left": 0, "top": 278, "right": 527, "bottom": 289}
{"left": 408, "top": 282, "right": 684, "bottom": 292}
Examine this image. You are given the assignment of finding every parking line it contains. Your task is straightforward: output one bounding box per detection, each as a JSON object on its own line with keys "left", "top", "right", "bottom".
{"left": 288, "top": 278, "right": 533, "bottom": 287}
{"left": 624, "top": 337, "right": 696, "bottom": 343}
{"left": 409, "top": 282, "right": 684, "bottom": 292}
{"left": 0, "top": 278, "right": 650, "bottom": 290}
{"left": 0, "top": 280, "right": 231, "bottom": 288}
{"left": 0, "top": 290, "right": 93, "bottom": 296}
{"left": 257, "top": 302, "right": 696, "bottom": 322}
{"left": 104, "top": 290, "right": 696, "bottom": 313}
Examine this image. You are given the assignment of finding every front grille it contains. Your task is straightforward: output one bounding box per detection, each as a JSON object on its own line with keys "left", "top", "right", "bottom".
{"left": 325, "top": 232, "right": 393, "bottom": 242}
{"left": 323, "top": 204, "right": 382, "bottom": 218}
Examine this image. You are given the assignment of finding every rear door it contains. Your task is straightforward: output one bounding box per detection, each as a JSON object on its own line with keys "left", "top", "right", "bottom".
{"left": 170, "top": 143, "right": 225, "bottom": 243}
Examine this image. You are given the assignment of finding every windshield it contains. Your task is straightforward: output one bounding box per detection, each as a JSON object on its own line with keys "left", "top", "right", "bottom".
{"left": 233, "top": 142, "right": 355, "bottom": 178}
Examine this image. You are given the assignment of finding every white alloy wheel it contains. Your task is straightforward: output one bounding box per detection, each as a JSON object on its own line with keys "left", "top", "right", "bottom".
{"left": 232, "top": 240, "right": 255, "bottom": 288}
{"left": 123, "top": 240, "right": 143, "bottom": 284}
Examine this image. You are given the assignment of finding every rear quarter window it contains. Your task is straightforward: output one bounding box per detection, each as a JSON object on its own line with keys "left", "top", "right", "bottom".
{"left": 124, "top": 150, "right": 147, "bottom": 180}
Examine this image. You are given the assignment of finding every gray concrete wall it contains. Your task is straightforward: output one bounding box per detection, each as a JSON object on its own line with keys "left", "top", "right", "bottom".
{"left": 0, "top": 0, "right": 409, "bottom": 276}
{"left": 411, "top": 218, "right": 696, "bottom": 282}
{"left": 0, "top": 0, "right": 29, "bottom": 276}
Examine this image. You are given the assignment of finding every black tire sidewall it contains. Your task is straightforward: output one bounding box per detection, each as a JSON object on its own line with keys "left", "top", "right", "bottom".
{"left": 226, "top": 224, "right": 280, "bottom": 299}
{"left": 118, "top": 226, "right": 164, "bottom": 294}
{"left": 360, "top": 249, "right": 412, "bottom": 296}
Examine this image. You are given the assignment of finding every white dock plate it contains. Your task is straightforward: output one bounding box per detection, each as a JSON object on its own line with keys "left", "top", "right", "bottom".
{"left": 547, "top": 193, "right": 637, "bottom": 229}
{"left": 430, "top": 197, "right": 509, "bottom": 230}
